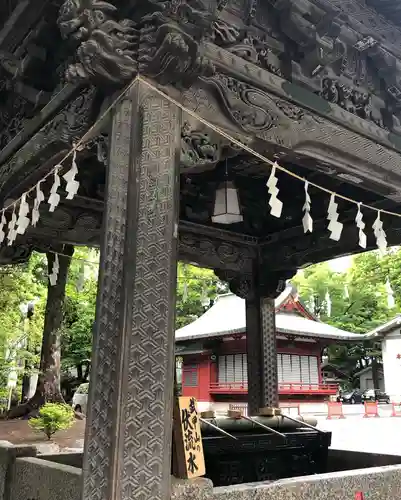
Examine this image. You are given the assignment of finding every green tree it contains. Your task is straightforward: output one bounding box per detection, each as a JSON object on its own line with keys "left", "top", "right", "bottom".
{"left": 12, "top": 247, "right": 75, "bottom": 417}
{"left": 293, "top": 250, "right": 401, "bottom": 385}
{"left": 0, "top": 255, "right": 47, "bottom": 394}
{"left": 175, "top": 263, "right": 227, "bottom": 329}
{"left": 8, "top": 247, "right": 101, "bottom": 416}
{"left": 62, "top": 248, "right": 98, "bottom": 381}
{"left": 0, "top": 250, "right": 228, "bottom": 415}
{"left": 60, "top": 259, "right": 225, "bottom": 382}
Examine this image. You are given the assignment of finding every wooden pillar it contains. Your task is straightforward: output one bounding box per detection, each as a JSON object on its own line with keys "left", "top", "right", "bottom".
{"left": 82, "top": 82, "right": 181, "bottom": 500}
{"left": 259, "top": 297, "right": 279, "bottom": 408}
{"left": 245, "top": 294, "right": 278, "bottom": 414}
{"left": 245, "top": 297, "right": 262, "bottom": 416}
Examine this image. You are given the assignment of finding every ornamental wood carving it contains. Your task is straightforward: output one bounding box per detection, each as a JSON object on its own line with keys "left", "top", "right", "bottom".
{"left": 57, "top": 0, "right": 216, "bottom": 87}
{"left": 2, "top": 0, "right": 401, "bottom": 274}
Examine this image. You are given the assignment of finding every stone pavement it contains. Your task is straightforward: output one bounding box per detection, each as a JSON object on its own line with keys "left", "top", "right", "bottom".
{"left": 317, "top": 413, "right": 401, "bottom": 455}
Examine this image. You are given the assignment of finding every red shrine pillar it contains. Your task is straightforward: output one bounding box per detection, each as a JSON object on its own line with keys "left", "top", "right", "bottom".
{"left": 82, "top": 82, "right": 181, "bottom": 500}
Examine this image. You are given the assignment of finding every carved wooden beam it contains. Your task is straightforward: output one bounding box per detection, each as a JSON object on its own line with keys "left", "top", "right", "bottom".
{"left": 0, "top": 84, "right": 94, "bottom": 199}
{"left": 178, "top": 221, "right": 257, "bottom": 273}
{"left": 0, "top": 0, "right": 49, "bottom": 52}
{"left": 366, "top": 0, "right": 401, "bottom": 24}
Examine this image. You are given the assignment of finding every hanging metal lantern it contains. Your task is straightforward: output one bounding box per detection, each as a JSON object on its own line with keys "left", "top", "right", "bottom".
{"left": 212, "top": 180, "right": 243, "bottom": 224}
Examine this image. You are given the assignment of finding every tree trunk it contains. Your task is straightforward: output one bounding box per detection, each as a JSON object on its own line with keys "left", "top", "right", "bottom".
{"left": 372, "top": 357, "right": 380, "bottom": 390}
{"left": 21, "top": 325, "right": 32, "bottom": 402}
{"left": 20, "top": 373, "right": 30, "bottom": 403}
{"left": 76, "top": 364, "right": 83, "bottom": 381}
{"left": 8, "top": 247, "right": 74, "bottom": 418}
{"left": 83, "top": 362, "right": 90, "bottom": 381}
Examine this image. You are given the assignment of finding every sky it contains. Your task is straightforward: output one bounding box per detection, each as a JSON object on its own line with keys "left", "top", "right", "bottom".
{"left": 328, "top": 255, "right": 352, "bottom": 273}
{"left": 296, "top": 255, "right": 352, "bottom": 278}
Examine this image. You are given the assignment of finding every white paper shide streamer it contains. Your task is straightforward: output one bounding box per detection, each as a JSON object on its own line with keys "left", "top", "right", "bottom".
{"left": 48, "top": 167, "right": 61, "bottom": 212}
{"left": 325, "top": 290, "right": 332, "bottom": 317}
{"left": 0, "top": 76, "right": 399, "bottom": 260}
{"left": 355, "top": 203, "right": 367, "bottom": 249}
{"left": 302, "top": 181, "right": 313, "bottom": 233}
{"left": 327, "top": 194, "right": 343, "bottom": 241}
{"left": 0, "top": 211, "right": 6, "bottom": 244}
{"left": 385, "top": 277, "right": 395, "bottom": 309}
{"left": 182, "top": 280, "right": 188, "bottom": 303}
{"left": 266, "top": 162, "right": 283, "bottom": 218}
{"left": 32, "top": 181, "right": 45, "bottom": 227}
{"left": 16, "top": 193, "right": 30, "bottom": 235}
{"left": 372, "top": 211, "right": 387, "bottom": 254}
{"left": 49, "top": 254, "right": 60, "bottom": 286}
{"left": 7, "top": 207, "right": 17, "bottom": 246}
{"left": 63, "top": 150, "right": 80, "bottom": 200}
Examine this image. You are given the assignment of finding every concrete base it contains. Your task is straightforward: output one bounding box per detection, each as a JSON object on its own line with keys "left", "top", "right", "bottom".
{"left": 213, "top": 464, "right": 401, "bottom": 500}
{"left": 171, "top": 478, "right": 213, "bottom": 500}
{"left": 0, "top": 442, "right": 401, "bottom": 500}
{"left": 10, "top": 457, "right": 81, "bottom": 500}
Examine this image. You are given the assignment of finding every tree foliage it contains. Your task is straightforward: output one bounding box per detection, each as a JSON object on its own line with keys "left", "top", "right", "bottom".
{"left": 0, "top": 254, "right": 47, "bottom": 386}
{"left": 3, "top": 240, "right": 401, "bottom": 398}
{"left": 62, "top": 248, "right": 98, "bottom": 380}
{"left": 293, "top": 249, "right": 401, "bottom": 383}
{"left": 175, "top": 263, "right": 227, "bottom": 329}
{"left": 2, "top": 252, "right": 224, "bottom": 403}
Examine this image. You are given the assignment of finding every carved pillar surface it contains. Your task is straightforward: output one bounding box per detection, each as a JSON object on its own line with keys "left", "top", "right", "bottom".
{"left": 245, "top": 294, "right": 278, "bottom": 413}
{"left": 259, "top": 296, "right": 279, "bottom": 408}
{"left": 82, "top": 82, "right": 181, "bottom": 500}
{"left": 244, "top": 297, "right": 262, "bottom": 415}
{"left": 220, "top": 268, "right": 292, "bottom": 414}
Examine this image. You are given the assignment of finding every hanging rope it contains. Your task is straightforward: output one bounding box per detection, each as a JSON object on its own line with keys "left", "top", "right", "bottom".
{"left": 1, "top": 74, "right": 400, "bottom": 283}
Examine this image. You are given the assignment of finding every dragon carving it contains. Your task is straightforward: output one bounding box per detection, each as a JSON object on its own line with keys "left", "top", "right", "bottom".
{"left": 58, "top": 0, "right": 214, "bottom": 87}
{"left": 58, "top": 0, "right": 138, "bottom": 85}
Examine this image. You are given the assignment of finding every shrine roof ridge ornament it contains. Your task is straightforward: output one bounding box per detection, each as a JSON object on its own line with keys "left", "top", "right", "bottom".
{"left": 175, "top": 285, "right": 369, "bottom": 342}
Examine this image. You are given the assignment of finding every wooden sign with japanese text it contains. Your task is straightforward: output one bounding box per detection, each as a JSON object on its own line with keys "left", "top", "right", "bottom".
{"left": 173, "top": 396, "right": 205, "bottom": 479}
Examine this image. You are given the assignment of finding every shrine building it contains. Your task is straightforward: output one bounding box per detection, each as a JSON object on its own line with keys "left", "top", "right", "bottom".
{"left": 5, "top": 0, "right": 401, "bottom": 497}
{"left": 176, "top": 285, "right": 362, "bottom": 412}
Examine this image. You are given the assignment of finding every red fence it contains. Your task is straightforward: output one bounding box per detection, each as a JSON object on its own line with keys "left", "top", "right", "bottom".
{"left": 209, "top": 382, "right": 247, "bottom": 393}
{"left": 391, "top": 402, "right": 401, "bottom": 417}
{"left": 210, "top": 382, "right": 337, "bottom": 395}
{"left": 279, "top": 383, "right": 338, "bottom": 395}
{"left": 327, "top": 402, "right": 345, "bottom": 419}
{"left": 363, "top": 401, "right": 379, "bottom": 418}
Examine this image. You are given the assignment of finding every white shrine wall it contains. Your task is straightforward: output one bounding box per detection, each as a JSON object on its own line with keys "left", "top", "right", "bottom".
{"left": 382, "top": 328, "right": 401, "bottom": 402}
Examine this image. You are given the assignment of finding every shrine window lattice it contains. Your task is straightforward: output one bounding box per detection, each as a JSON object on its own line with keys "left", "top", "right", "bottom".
{"left": 217, "top": 354, "right": 319, "bottom": 386}
{"left": 183, "top": 364, "right": 198, "bottom": 387}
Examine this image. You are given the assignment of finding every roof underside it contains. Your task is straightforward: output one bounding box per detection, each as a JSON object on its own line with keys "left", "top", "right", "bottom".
{"left": 175, "top": 289, "right": 364, "bottom": 342}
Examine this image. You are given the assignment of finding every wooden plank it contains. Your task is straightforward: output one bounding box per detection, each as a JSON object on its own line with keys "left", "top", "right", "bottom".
{"left": 173, "top": 397, "right": 205, "bottom": 479}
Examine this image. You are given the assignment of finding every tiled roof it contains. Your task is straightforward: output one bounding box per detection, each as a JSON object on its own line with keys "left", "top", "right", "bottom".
{"left": 366, "top": 316, "right": 401, "bottom": 337}
{"left": 176, "top": 288, "right": 363, "bottom": 342}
